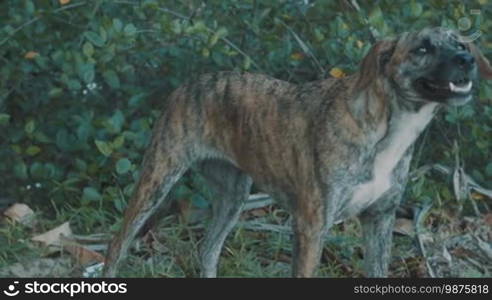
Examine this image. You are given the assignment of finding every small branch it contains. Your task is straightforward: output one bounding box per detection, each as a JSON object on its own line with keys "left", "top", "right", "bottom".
{"left": 276, "top": 18, "right": 326, "bottom": 78}
{"left": 411, "top": 163, "right": 492, "bottom": 199}
{"left": 244, "top": 193, "right": 274, "bottom": 211}
{"left": 156, "top": 7, "right": 188, "bottom": 20}
{"left": 238, "top": 221, "right": 290, "bottom": 234}
{"left": 0, "top": 17, "right": 40, "bottom": 46}
{"left": 0, "top": 1, "right": 87, "bottom": 46}
{"left": 343, "top": 0, "right": 378, "bottom": 42}
{"left": 152, "top": 5, "right": 262, "bottom": 71}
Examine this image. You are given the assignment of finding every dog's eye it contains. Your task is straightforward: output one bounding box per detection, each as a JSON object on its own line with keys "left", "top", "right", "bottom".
{"left": 457, "top": 43, "right": 467, "bottom": 51}
{"left": 414, "top": 39, "right": 433, "bottom": 55}
{"left": 414, "top": 45, "right": 429, "bottom": 55}
{"left": 417, "top": 47, "right": 428, "bottom": 54}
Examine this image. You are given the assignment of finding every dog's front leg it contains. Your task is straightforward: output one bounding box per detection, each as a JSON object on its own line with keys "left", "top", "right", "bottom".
{"left": 360, "top": 149, "right": 412, "bottom": 277}
{"left": 359, "top": 199, "right": 398, "bottom": 277}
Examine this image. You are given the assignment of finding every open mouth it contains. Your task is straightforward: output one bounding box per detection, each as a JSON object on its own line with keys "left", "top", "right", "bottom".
{"left": 416, "top": 77, "right": 473, "bottom": 98}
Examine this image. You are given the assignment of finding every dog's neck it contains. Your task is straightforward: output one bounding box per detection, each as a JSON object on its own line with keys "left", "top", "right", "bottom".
{"left": 378, "top": 83, "right": 441, "bottom": 153}
{"left": 347, "top": 77, "right": 440, "bottom": 143}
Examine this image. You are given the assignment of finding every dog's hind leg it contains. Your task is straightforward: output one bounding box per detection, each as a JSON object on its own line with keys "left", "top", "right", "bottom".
{"left": 197, "top": 159, "right": 253, "bottom": 278}
{"left": 291, "top": 208, "right": 328, "bottom": 277}
{"left": 103, "top": 139, "right": 193, "bottom": 277}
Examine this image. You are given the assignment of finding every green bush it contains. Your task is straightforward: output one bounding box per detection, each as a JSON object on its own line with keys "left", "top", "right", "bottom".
{"left": 1, "top": 0, "right": 491, "bottom": 228}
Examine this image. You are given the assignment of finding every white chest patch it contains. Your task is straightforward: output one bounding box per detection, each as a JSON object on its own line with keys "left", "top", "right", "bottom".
{"left": 346, "top": 103, "right": 438, "bottom": 213}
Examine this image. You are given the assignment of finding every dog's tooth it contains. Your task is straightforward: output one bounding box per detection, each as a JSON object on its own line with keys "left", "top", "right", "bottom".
{"left": 449, "top": 81, "right": 472, "bottom": 93}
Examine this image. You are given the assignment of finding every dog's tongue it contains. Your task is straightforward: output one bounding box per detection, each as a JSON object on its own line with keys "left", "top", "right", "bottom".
{"left": 449, "top": 81, "right": 472, "bottom": 93}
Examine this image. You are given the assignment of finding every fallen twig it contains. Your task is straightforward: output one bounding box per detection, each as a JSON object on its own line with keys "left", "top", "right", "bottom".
{"left": 244, "top": 193, "right": 274, "bottom": 211}
{"left": 411, "top": 163, "right": 492, "bottom": 199}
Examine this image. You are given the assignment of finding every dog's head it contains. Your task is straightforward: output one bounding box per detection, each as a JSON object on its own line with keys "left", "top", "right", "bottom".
{"left": 358, "top": 27, "right": 492, "bottom": 106}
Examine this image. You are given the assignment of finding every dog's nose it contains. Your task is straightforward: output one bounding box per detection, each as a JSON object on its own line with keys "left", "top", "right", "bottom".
{"left": 453, "top": 52, "right": 475, "bottom": 70}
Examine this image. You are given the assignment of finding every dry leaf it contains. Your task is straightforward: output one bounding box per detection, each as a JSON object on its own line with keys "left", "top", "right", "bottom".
{"left": 142, "top": 231, "right": 169, "bottom": 254}
{"left": 394, "top": 218, "right": 415, "bottom": 236}
{"left": 329, "top": 67, "right": 346, "bottom": 78}
{"left": 24, "top": 51, "right": 39, "bottom": 59}
{"left": 290, "top": 52, "right": 305, "bottom": 61}
{"left": 32, "top": 222, "right": 72, "bottom": 247}
{"left": 471, "top": 192, "right": 485, "bottom": 200}
{"left": 484, "top": 213, "right": 492, "bottom": 227}
{"left": 63, "top": 243, "right": 105, "bottom": 265}
{"left": 475, "top": 237, "right": 492, "bottom": 260}
{"left": 4, "top": 203, "right": 34, "bottom": 226}
{"left": 177, "top": 198, "right": 209, "bottom": 224}
{"left": 249, "top": 208, "right": 268, "bottom": 218}
{"left": 59, "top": 0, "right": 70, "bottom": 5}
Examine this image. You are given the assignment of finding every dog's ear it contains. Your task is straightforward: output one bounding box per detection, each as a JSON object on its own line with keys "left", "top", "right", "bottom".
{"left": 469, "top": 43, "right": 492, "bottom": 79}
{"left": 356, "top": 39, "right": 396, "bottom": 91}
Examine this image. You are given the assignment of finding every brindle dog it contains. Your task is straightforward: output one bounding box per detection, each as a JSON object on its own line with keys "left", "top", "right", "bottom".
{"left": 103, "top": 27, "right": 492, "bottom": 277}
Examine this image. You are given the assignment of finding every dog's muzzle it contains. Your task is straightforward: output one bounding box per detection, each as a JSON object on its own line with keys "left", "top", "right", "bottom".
{"left": 415, "top": 52, "right": 476, "bottom": 104}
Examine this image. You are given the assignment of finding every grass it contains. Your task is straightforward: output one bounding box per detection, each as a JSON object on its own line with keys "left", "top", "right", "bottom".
{"left": 0, "top": 196, "right": 489, "bottom": 277}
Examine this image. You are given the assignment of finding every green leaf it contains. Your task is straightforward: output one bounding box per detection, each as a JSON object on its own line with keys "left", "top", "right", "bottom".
{"left": 84, "top": 31, "right": 105, "bottom": 47}
{"left": 128, "top": 93, "right": 147, "bottom": 107}
{"left": 25, "top": 120, "right": 35, "bottom": 134}
{"left": 113, "top": 18, "right": 123, "bottom": 32}
{"left": 124, "top": 24, "right": 137, "bottom": 36}
{"left": 243, "top": 56, "right": 251, "bottom": 70}
{"left": 76, "top": 121, "right": 91, "bottom": 143}
{"left": 0, "top": 113, "right": 10, "bottom": 125}
{"left": 79, "top": 63, "right": 95, "bottom": 84}
{"left": 99, "top": 27, "right": 108, "bottom": 43}
{"left": 74, "top": 158, "right": 87, "bottom": 172}
{"left": 173, "top": 184, "right": 192, "bottom": 199}
{"left": 44, "top": 163, "right": 56, "bottom": 178}
{"left": 410, "top": 1, "right": 423, "bottom": 17}
{"left": 114, "top": 196, "right": 126, "bottom": 213}
{"left": 95, "top": 140, "right": 113, "bottom": 156}
{"left": 34, "top": 131, "right": 52, "bottom": 143}
{"left": 48, "top": 88, "right": 63, "bottom": 98}
{"left": 185, "top": 21, "right": 207, "bottom": 34}
{"left": 103, "top": 70, "right": 120, "bottom": 89}
{"left": 25, "top": 145, "right": 41, "bottom": 156}
{"left": 106, "top": 109, "right": 125, "bottom": 133}
{"left": 314, "top": 27, "right": 325, "bottom": 42}
{"left": 486, "top": 162, "right": 492, "bottom": 177}
{"left": 112, "top": 135, "right": 125, "bottom": 149}
{"left": 82, "top": 42, "right": 94, "bottom": 57}
{"left": 209, "top": 27, "right": 227, "bottom": 47}
{"left": 14, "top": 161, "right": 28, "bottom": 180}
{"left": 116, "top": 158, "right": 132, "bottom": 175}
{"left": 82, "top": 187, "right": 102, "bottom": 202}
{"left": 368, "top": 6, "right": 383, "bottom": 27}
{"left": 56, "top": 129, "right": 71, "bottom": 151}
{"left": 30, "top": 162, "right": 44, "bottom": 179}
{"left": 191, "top": 194, "right": 209, "bottom": 208}
{"left": 67, "top": 79, "right": 82, "bottom": 90}
{"left": 123, "top": 183, "right": 134, "bottom": 197}
{"left": 479, "top": 83, "right": 492, "bottom": 100}
{"left": 25, "top": 0, "right": 35, "bottom": 15}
